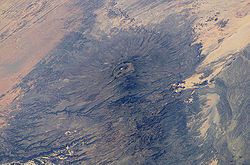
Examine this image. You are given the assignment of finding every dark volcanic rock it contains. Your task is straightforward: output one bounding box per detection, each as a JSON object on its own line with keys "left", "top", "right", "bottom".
{"left": 1, "top": 0, "right": 249, "bottom": 165}
{"left": 0, "top": 4, "right": 204, "bottom": 164}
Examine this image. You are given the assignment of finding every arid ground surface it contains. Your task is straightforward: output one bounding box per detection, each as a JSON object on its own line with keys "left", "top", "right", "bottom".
{"left": 0, "top": 0, "right": 250, "bottom": 164}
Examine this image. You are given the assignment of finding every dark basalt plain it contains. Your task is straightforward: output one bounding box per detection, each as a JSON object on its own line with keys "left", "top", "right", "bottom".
{"left": 0, "top": 0, "right": 249, "bottom": 165}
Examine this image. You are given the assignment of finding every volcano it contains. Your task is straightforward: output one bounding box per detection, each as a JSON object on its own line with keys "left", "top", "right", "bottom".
{"left": 0, "top": 0, "right": 250, "bottom": 164}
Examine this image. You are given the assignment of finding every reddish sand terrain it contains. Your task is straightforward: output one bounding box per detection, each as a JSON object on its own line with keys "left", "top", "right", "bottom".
{"left": 0, "top": 0, "right": 83, "bottom": 128}
{"left": 0, "top": 0, "right": 81, "bottom": 95}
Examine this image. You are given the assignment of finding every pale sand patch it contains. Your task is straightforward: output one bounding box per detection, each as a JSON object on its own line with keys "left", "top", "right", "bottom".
{"left": 209, "top": 159, "right": 218, "bottom": 165}
{"left": 199, "top": 118, "right": 209, "bottom": 139}
{"left": 182, "top": 0, "right": 250, "bottom": 89}
{"left": 191, "top": 0, "right": 250, "bottom": 54}
{"left": 183, "top": 63, "right": 225, "bottom": 89}
{"left": 199, "top": 20, "right": 250, "bottom": 68}
{"left": 199, "top": 93, "right": 220, "bottom": 139}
